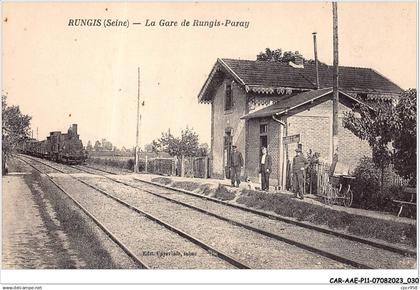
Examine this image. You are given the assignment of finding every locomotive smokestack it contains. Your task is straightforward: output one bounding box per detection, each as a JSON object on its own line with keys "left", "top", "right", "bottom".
{"left": 312, "top": 32, "right": 320, "bottom": 89}
{"left": 72, "top": 124, "right": 78, "bottom": 135}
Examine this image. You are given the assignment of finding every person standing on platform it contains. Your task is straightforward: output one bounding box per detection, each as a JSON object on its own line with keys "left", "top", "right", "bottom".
{"left": 292, "top": 147, "right": 308, "bottom": 199}
{"left": 260, "top": 147, "right": 272, "bottom": 191}
{"left": 230, "top": 145, "right": 243, "bottom": 187}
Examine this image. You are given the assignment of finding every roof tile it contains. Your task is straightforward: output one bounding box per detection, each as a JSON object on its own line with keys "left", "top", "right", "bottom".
{"left": 220, "top": 58, "right": 402, "bottom": 94}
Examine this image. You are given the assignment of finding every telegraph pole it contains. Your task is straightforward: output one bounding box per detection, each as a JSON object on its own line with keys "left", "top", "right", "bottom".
{"left": 332, "top": 2, "right": 339, "bottom": 159}
{"left": 312, "top": 32, "right": 320, "bottom": 89}
{"left": 135, "top": 67, "right": 140, "bottom": 173}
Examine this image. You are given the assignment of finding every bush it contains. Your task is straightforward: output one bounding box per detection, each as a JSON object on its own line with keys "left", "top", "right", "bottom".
{"left": 172, "top": 181, "right": 200, "bottom": 192}
{"left": 236, "top": 188, "right": 416, "bottom": 247}
{"left": 199, "top": 184, "right": 214, "bottom": 195}
{"left": 351, "top": 157, "right": 405, "bottom": 212}
{"left": 126, "top": 159, "right": 134, "bottom": 170}
{"left": 213, "top": 184, "right": 236, "bottom": 201}
{"left": 151, "top": 177, "right": 173, "bottom": 185}
{"left": 88, "top": 157, "right": 146, "bottom": 172}
{"left": 351, "top": 157, "right": 381, "bottom": 209}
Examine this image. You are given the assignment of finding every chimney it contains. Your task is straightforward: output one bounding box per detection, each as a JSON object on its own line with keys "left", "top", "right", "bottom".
{"left": 289, "top": 51, "right": 304, "bottom": 68}
{"left": 312, "top": 32, "right": 320, "bottom": 89}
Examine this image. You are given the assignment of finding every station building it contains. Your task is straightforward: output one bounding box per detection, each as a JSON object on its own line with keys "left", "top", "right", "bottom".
{"left": 198, "top": 57, "right": 402, "bottom": 188}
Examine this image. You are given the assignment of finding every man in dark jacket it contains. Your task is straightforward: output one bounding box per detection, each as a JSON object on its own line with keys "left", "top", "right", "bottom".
{"left": 292, "top": 147, "right": 308, "bottom": 199}
{"left": 260, "top": 147, "right": 272, "bottom": 191}
{"left": 230, "top": 145, "right": 243, "bottom": 187}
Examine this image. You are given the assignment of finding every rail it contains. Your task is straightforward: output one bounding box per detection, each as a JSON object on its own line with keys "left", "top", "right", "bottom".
{"left": 17, "top": 154, "right": 250, "bottom": 269}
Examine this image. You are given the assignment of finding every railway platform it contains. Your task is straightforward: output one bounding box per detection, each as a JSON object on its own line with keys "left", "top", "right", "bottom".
{"left": 131, "top": 172, "right": 417, "bottom": 252}
{"left": 133, "top": 172, "right": 416, "bottom": 226}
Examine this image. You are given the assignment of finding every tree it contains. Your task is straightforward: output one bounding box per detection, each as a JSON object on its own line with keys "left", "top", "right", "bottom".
{"left": 256, "top": 48, "right": 283, "bottom": 62}
{"left": 392, "top": 89, "right": 416, "bottom": 183}
{"left": 2, "top": 94, "right": 31, "bottom": 157}
{"left": 179, "top": 127, "right": 200, "bottom": 157}
{"left": 144, "top": 143, "right": 154, "bottom": 153}
{"left": 256, "top": 48, "right": 310, "bottom": 63}
{"left": 198, "top": 143, "right": 209, "bottom": 157}
{"left": 94, "top": 140, "right": 101, "bottom": 151}
{"left": 152, "top": 127, "right": 202, "bottom": 157}
{"left": 101, "top": 138, "right": 113, "bottom": 151}
{"left": 155, "top": 130, "right": 179, "bottom": 156}
{"left": 151, "top": 140, "right": 162, "bottom": 156}
{"left": 343, "top": 89, "right": 418, "bottom": 193}
{"left": 86, "top": 140, "right": 93, "bottom": 151}
{"left": 343, "top": 101, "right": 395, "bottom": 197}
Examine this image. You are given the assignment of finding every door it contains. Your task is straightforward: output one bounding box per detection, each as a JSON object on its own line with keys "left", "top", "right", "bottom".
{"left": 260, "top": 135, "right": 268, "bottom": 152}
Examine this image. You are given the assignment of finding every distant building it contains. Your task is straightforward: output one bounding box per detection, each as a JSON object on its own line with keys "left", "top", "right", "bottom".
{"left": 198, "top": 57, "right": 402, "bottom": 187}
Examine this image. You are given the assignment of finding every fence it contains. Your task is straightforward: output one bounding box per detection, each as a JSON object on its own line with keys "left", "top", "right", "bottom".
{"left": 143, "top": 156, "right": 211, "bottom": 179}
{"left": 314, "top": 162, "right": 330, "bottom": 195}
{"left": 390, "top": 175, "right": 410, "bottom": 187}
{"left": 389, "top": 165, "right": 410, "bottom": 187}
{"left": 146, "top": 158, "right": 175, "bottom": 176}
{"left": 306, "top": 162, "right": 410, "bottom": 196}
{"left": 286, "top": 160, "right": 330, "bottom": 195}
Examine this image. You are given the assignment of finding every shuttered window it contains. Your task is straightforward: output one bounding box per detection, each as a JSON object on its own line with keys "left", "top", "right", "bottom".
{"left": 225, "top": 83, "right": 233, "bottom": 111}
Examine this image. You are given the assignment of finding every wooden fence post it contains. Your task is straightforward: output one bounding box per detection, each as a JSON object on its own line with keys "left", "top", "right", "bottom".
{"left": 195, "top": 157, "right": 198, "bottom": 178}
{"left": 192, "top": 157, "right": 195, "bottom": 178}
{"left": 145, "top": 155, "right": 148, "bottom": 173}
{"left": 180, "top": 155, "right": 184, "bottom": 177}
{"left": 172, "top": 157, "right": 176, "bottom": 176}
{"left": 204, "top": 157, "right": 208, "bottom": 179}
{"left": 309, "top": 168, "right": 312, "bottom": 195}
{"left": 316, "top": 164, "right": 320, "bottom": 195}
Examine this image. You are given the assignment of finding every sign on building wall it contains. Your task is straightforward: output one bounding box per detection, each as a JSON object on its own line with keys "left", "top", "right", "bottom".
{"left": 283, "top": 134, "right": 300, "bottom": 145}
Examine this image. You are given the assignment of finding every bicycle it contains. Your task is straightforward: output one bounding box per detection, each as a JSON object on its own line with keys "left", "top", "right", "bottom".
{"left": 322, "top": 174, "right": 354, "bottom": 207}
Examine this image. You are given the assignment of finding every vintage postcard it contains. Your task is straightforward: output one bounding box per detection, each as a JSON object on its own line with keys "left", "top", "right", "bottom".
{"left": 2, "top": 1, "right": 417, "bottom": 288}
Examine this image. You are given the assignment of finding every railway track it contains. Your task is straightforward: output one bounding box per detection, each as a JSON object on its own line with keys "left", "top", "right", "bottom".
{"left": 16, "top": 156, "right": 149, "bottom": 269}
{"left": 18, "top": 155, "right": 356, "bottom": 269}
{"left": 16, "top": 155, "right": 248, "bottom": 269}
{"left": 76, "top": 163, "right": 417, "bottom": 268}
{"left": 17, "top": 155, "right": 416, "bottom": 269}
{"left": 83, "top": 163, "right": 416, "bottom": 258}
{"left": 131, "top": 174, "right": 417, "bottom": 257}
{"left": 75, "top": 165, "right": 374, "bottom": 268}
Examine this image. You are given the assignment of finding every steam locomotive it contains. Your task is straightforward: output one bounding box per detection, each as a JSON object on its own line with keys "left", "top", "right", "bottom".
{"left": 22, "top": 124, "right": 88, "bottom": 164}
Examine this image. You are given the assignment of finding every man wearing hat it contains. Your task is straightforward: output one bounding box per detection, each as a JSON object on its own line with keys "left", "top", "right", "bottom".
{"left": 230, "top": 145, "right": 243, "bottom": 187}
{"left": 260, "top": 147, "right": 272, "bottom": 191}
{"left": 292, "top": 145, "right": 307, "bottom": 199}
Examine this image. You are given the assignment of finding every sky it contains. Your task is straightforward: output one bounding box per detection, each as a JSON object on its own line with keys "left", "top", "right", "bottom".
{"left": 3, "top": 2, "right": 417, "bottom": 148}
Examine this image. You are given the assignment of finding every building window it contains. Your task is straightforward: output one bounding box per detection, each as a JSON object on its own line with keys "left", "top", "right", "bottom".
{"left": 225, "top": 83, "right": 233, "bottom": 111}
{"left": 260, "top": 124, "right": 268, "bottom": 134}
